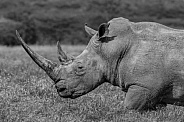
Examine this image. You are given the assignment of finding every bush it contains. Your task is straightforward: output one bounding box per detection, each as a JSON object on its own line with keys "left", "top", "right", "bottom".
{"left": 0, "top": 18, "right": 22, "bottom": 46}
{"left": 0, "top": 0, "right": 184, "bottom": 46}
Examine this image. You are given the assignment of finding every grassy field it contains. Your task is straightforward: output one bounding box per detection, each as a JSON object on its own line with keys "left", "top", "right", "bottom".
{"left": 1, "top": 45, "right": 184, "bottom": 122}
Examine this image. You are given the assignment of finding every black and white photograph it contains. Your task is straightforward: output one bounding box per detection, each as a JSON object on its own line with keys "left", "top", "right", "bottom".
{"left": 1, "top": 0, "right": 184, "bottom": 121}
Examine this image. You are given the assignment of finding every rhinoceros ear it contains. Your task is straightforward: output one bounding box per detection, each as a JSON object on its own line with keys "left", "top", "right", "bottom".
{"left": 85, "top": 24, "right": 97, "bottom": 36}
{"left": 98, "top": 23, "right": 110, "bottom": 38}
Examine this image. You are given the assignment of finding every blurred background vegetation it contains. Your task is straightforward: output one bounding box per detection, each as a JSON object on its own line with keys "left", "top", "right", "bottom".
{"left": 1, "top": 0, "right": 184, "bottom": 46}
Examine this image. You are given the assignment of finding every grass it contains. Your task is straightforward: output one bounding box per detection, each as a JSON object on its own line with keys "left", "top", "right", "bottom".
{"left": 1, "top": 45, "right": 184, "bottom": 122}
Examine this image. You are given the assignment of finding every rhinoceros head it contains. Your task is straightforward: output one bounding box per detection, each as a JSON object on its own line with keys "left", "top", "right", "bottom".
{"left": 16, "top": 17, "right": 133, "bottom": 98}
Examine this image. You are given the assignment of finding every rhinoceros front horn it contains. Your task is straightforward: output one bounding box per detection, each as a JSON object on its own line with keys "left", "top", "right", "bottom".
{"left": 16, "top": 31, "right": 60, "bottom": 82}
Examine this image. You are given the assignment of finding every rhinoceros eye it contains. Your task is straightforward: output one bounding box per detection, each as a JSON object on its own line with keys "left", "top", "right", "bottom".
{"left": 75, "top": 65, "right": 86, "bottom": 76}
{"left": 77, "top": 65, "right": 84, "bottom": 70}
{"left": 74, "top": 62, "right": 86, "bottom": 75}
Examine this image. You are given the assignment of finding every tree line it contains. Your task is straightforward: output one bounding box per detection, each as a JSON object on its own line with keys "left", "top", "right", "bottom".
{"left": 0, "top": 0, "right": 184, "bottom": 46}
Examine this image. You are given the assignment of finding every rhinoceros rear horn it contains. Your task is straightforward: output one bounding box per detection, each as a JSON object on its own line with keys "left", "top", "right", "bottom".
{"left": 16, "top": 31, "right": 59, "bottom": 82}
{"left": 57, "top": 41, "right": 71, "bottom": 63}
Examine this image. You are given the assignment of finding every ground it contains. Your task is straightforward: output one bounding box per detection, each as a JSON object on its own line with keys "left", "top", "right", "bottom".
{"left": 1, "top": 45, "right": 184, "bottom": 122}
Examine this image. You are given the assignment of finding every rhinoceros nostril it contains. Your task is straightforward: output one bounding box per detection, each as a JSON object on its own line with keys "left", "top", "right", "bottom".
{"left": 58, "top": 87, "right": 66, "bottom": 92}
{"left": 55, "top": 85, "right": 66, "bottom": 92}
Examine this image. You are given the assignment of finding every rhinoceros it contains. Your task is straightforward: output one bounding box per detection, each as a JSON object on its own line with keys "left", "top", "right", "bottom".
{"left": 16, "top": 17, "right": 184, "bottom": 111}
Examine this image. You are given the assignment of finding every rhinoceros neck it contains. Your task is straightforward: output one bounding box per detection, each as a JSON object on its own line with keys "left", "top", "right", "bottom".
{"left": 107, "top": 40, "right": 132, "bottom": 88}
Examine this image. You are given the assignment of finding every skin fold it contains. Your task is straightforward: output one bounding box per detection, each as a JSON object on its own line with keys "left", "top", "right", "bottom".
{"left": 16, "top": 17, "right": 184, "bottom": 111}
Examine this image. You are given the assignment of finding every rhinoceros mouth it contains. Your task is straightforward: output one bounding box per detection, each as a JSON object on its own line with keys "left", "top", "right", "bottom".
{"left": 58, "top": 92, "right": 80, "bottom": 99}
{"left": 57, "top": 88, "right": 85, "bottom": 99}
{"left": 58, "top": 90, "right": 73, "bottom": 98}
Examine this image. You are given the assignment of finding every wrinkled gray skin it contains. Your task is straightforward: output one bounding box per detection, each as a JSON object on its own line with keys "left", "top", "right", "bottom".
{"left": 16, "top": 17, "right": 184, "bottom": 111}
